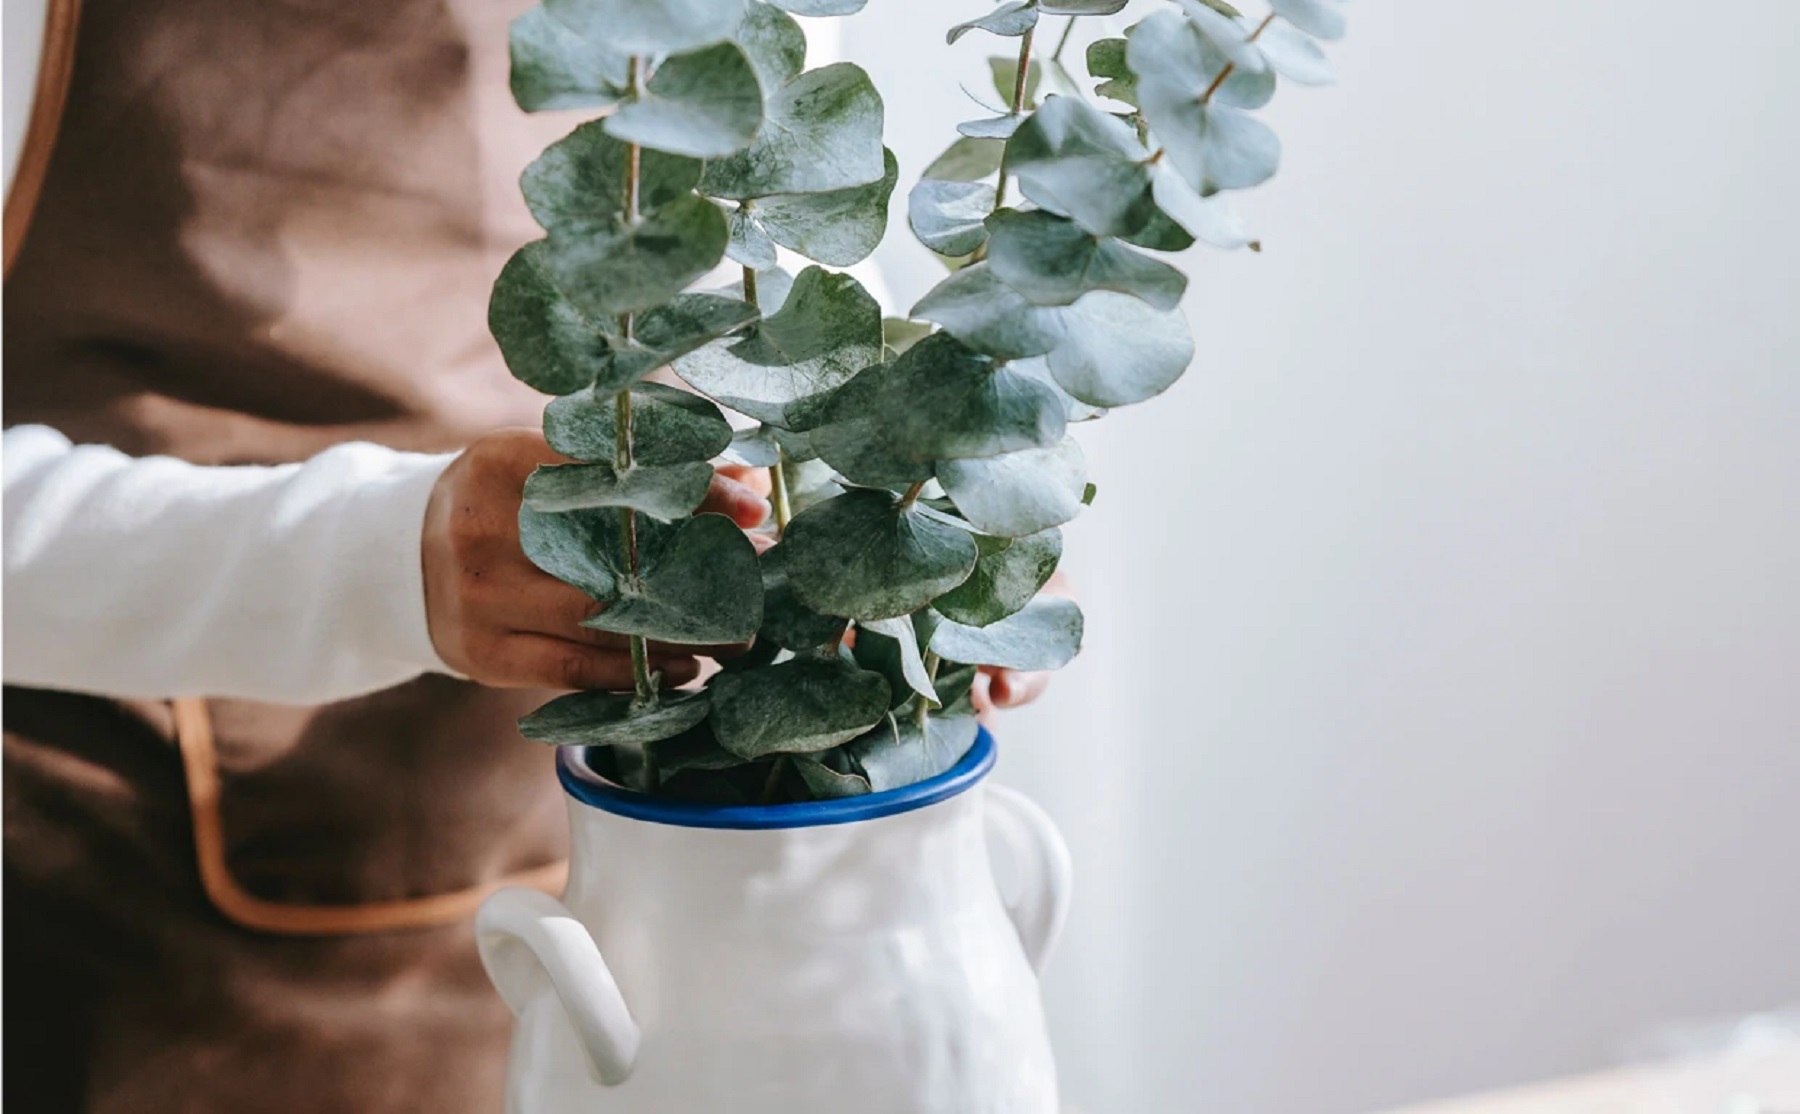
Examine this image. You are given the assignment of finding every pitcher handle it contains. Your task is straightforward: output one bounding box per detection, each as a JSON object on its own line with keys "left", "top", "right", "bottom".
{"left": 983, "top": 783, "right": 1073, "bottom": 974}
{"left": 476, "top": 887, "right": 641, "bottom": 1086}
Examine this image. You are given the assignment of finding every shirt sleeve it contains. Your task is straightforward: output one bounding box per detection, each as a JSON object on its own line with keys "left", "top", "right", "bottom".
{"left": 2, "top": 424, "right": 458, "bottom": 705}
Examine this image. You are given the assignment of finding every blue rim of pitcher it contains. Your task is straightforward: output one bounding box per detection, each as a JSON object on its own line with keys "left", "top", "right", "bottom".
{"left": 556, "top": 727, "right": 996, "bottom": 830}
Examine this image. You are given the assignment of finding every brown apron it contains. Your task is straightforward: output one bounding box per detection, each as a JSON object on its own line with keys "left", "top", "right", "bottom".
{"left": 3, "top": 0, "right": 586, "bottom": 1108}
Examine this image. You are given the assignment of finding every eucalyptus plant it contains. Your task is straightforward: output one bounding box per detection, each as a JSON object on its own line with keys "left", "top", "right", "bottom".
{"left": 490, "top": 0, "right": 1350, "bottom": 803}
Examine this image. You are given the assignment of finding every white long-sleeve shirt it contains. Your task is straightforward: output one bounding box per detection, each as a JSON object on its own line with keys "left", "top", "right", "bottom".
{"left": 2, "top": 424, "right": 457, "bottom": 704}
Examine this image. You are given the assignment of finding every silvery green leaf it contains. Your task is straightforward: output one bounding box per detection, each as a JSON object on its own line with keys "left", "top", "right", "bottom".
{"left": 990, "top": 57, "right": 1041, "bottom": 108}
{"left": 523, "top": 121, "right": 702, "bottom": 232}
{"left": 958, "top": 114, "right": 1024, "bottom": 140}
{"left": 1194, "top": 0, "right": 1242, "bottom": 15}
{"left": 736, "top": 1, "right": 807, "bottom": 91}
{"left": 650, "top": 724, "right": 744, "bottom": 775}
{"left": 923, "top": 136, "right": 1006, "bottom": 182}
{"left": 489, "top": 241, "right": 611, "bottom": 396}
{"left": 508, "top": 6, "right": 628, "bottom": 113}
{"left": 1086, "top": 38, "right": 1137, "bottom": 106}
{"left": 734, "top": 265, "right": 795, "bottom": 313}
{"left": 1040, "top": 0, "right": 1125, "bottom": 12}
{"left": 792, "top": 754, "right": 873, "bottom": 798}
{"left": 723, "top": 425, "right": 783, "bottom": 468}
{"left": 1255, "top": 20, "right": 1337, "bottom": 85}
{"left": 518, "top": 689, "right": 711, "bottom": 747}
{"left": 1127, "top": 9, "right": 1274, "bottom": 112}
{"left": 753, "top": 148, "right": 898, "bottom": 266}
{"left": 1045, "top": 290, "right": 1195, "bottom": 406}
{"left": 700, "top": 63, "right": 886, "bottom": 200}
{"left": 760, "top": 545, "right": 850, "bottom": 650}
{"left": 1006, "top": 95, "right": 1157, "bottom": 238}
{"left": 1150, "top": 161, "right": 1253, "bottom": 249}
{"left": 543, "top": 196, "right": 729, "bottom": 318}
{"left": 545, "top": 0, "right": 742, "bottom": 55}
{"left": 932, "top": 528, "right": 1062, "bottom": 626}
{"left": 524, "top": 461, "right": 715, "bottom": 519}
{"left": 926, "top": 595, "right": 1084, "bottom": 670}
{"left": 808, "top": 366, "right": 936, "bottom": 487}
{"left": 783, "top": 489, "right": 979, "bottom": 620}
{"left": 985, "top": 208, "right": 1188, "bottom": 310}
{"left": 947, "top": 1, "right": 1039, "bottom": 45}
{"left": 568, "top": 293, "right": 761, "bottom": 395}
{"left": 767, "top": 0, "right": 867, "bottom": 14}
{"left": 727, "top": 205, "right": 781, "bottom": 269}
{"left": 877, "top": 332, "right": 1067, "bottom": 462}
{"left": 604, "top": 42, "right": 764, "bottom": 159}
{"left": 860, "top": 616, "right": 937, "bottom": 701}
{"left": 674, "top": 266, "right": 883, "bottom": 426}
{"left": 908, "top": 179, "right": 996, "bottom": 257}
{"left": 582, "top": 513, "right": 763, "bottom": 643}
{"left": 772, "top": 424, "right": 822, "bottom": 463}
{"left": 545, "top": 381, "right": 734, "bottom": 466}
{"left": 1122, "top": 204, "right": 1198, "bottom": 251}
{"left": 846, "top": 712, "right": 979, "bottom": 792}
{"left": 1271, "top": 0, "right": 1345, "bottom": 41}
{"left": 938, "top": 438, "right": 1087, "bottom": 536}
{"left": 1009, "top": 355, "right": 1107, "bottom": 421}
{"left": 709, "top": 656, "right": 892, "bottom": 758}
{"left": 518, "top": 505, "right": 626, "bottom": 600}
{"left": 1171, "top": 0, "right": 1267, "bottom": 73}
{"left": 1140, "top": 87, "right": 1281, "bottom": 192}
{"left": 783, "top": 455, "right": 843, "bottom": 512}
{"left": 911, "top": 263, "right": 1063, "bottom": 359}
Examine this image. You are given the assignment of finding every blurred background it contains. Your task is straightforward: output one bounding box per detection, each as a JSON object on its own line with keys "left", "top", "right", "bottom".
{"left": 849, "top": 1, "right": 1800, "bottom": 1111}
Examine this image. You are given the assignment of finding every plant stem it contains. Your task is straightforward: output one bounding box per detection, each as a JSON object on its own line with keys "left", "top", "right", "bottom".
{"left": 618, "top": 54, "right": 653, "bottom": 703}
{"left": 914, "top": 651, "right": 942, "bottom": 731}
{"left": 770, "top": 457, "right": 793, "bottom": 532}
{"left": 989, "top": 24, "right": 1036, "bottom": 216}
{"left": 898, "top": 479, "right": 929, "bottom": 508}
{"left": 1051, "top": 15, "right": 1077, "bottom": 63}
{"left": 1201, "top": 13, "right": 1277, "bottom": 104}
{"left": 759, "top": 755, "right": 788, "bottom": 803}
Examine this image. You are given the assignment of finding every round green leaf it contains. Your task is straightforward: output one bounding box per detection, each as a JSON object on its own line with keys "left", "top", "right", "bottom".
{"left": 523, "top": 460, "right": 715, "bottom": 520}
{"left": 938, "top": 437, "right": 1087, "bottom": 536}
{"left": 752, "top": 148, "right": 899, "bottom": 267}
{"left": 544, "top": 380, "right": 734, "bottom": 466}
{"left": 736, "top": 1, "right": 807, "bottom": 92}
{"left": 911, "top": 263, "right": 1062, "bottom": 360}
{"left": 958, "top": 114, "right": 1024, "bottom": 140}
{"left": 1086, "top": 37, "right": 1137, "bottom": 107}
{"left": 489, "top": 240, "right": 611, "bottom": 396}
{"left": 759, "top": 545, "right": 850, "bottom": 650}
{"left": 1040, "top": 0, "right": 1125, "bottom": 12}
{"left": 727, "top": 205, "right": 782, "bottom": 270}
{"left": 508, "top": 6, "right": 628, "bottom": 113}
{"left": 518, "top": 689, "right": 711, "bottom": 747}
{"left": 1006, "top": 95, "right": 1156, "bottom": 238}
{"left": 909, "top": 178, "right": 996, "bottom": 257}
{"left": 932, "top": 528, "right": 1062, "bottom": 626}
{"left": 926, "top": 595, "right": 1084, "bottom": 670}
{"left": 1150, "top": 162, "right": 1253, "bottom": 250}
{"left": 543, "top": 194, "right": 729, "bottom": 318}
{"left": 923, "top": 136, "right": 1006, "bottom": 182}
{"left": 858, "top": 616, "right": 937, "bottom": 701}
{"left": 792, "top": 754, "right": 874, "bottom": 798}
{"left": 700, "top": 63, "right": 886, "bottom": 200}
{"left": 1128, "top": 9, "right": 1274, "bottom": 113}
{"left": 947, "top": 1, "right": 1039, "bottom": 45}
{"left": 1172, "top": 0, "right": 1268, "bottom": 74}
{"left": 783, "top": 489, "right": 979, "bottom": 620}
{"left": 519, "top": 505, "right": 626, "bottom": 601}
{"left": 985, "top": 208, "right": 1188, "bottom": 310}
{"left": 876, "top": 332, "right": 1067, "bottom": 462}
{"left": 844, "top": 711, "right": 979, "bottom": 792}
{"left": 582, "top": 513, "right": 764, "bottom": 644}
{"left": 1256, "top": 20, "right": 1338, "bottom": 85}
{"left": 807, "top": 364, "right": 936, "bottom": 487}
{"left": 523, "top": 122, "right": 702, "bottom": 234}
{"left": 604, "top": 42, "right": 764, "bottom": 159}
{"left": 1045, "top": 290, "right": 1195, "bottom": 406}
{"left": 545, "top": 0, "right": 743, "bottom": 56}
{"left": 674, "top": 266, "right": 883, "bottom": 426}
{"left": 709, "top": 655, "right": 892, "bottom": 758}
{"left": 767, "top": 0, "right": 867, "bottom": 13}
{"left": 1271, "top": 0, "right": 1345, "bottom": 41}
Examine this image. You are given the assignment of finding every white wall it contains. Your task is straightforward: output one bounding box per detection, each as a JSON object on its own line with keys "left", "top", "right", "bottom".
{"left": 852, "top": 2, "right": 1800, "bottom": 1111}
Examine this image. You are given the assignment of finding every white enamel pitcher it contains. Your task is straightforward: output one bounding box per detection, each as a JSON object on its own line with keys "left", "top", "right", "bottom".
{"left": 475, "top": 729, "right": 1071, "bottom": 1113}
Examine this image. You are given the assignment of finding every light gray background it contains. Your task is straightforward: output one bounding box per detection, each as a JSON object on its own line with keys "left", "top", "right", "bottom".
{"left": 847, "top": 2, "right": 1800, "bottom": 1111}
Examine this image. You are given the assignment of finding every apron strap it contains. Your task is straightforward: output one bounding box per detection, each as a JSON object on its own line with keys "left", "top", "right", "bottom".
{"left": 171, "top": 696, "right": 567, "bottom": 935}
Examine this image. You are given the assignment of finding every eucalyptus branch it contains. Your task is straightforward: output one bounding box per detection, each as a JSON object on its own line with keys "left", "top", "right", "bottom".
{"left": 1050, "top": 15, "right": 1078, "bottom": 64}
{"left": 914, "top": 651, "right": 942, "bottom": 731}
{"left": 618, "top": 53, "right": 653, "bottom": 702}
{"left": 988, "top": 23, "right": 1037, "bottom": 217}
{"left": 770, "top": 457, "right": 793, "bottom": 532}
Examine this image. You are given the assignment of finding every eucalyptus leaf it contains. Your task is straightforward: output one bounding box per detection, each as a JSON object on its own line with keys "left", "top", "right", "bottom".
{"left": 518, "top": 689, "right": 710, "bottom": 747}
{"left": 674, "top": 266, "right": 883, "bottom": 426}
{"left": 1128, "top": 9, "right": 1274, "bottom": 113}
{"left": 508, "top": 6, "right": 628, "bottom": 113}
{"left": 489, "top": 240, "right": 611, "bottom": 396}
{"left": 783, "top": 489, "right": 979, "bottom": 620}
{"left": 932, "top": 528, "right": 1062, "bottom": 626}
{"left": 989, "top": 57, "right": 1041, "bottom": 108}
{"left": 1045, "top": 290, "right": 1196, "bottom": 407}
{"left": 1086, "top": 37, "right": 1137, "bottom": 106}
{"left": 908, "top": 179, "right": 996, "bottom": 257}
{"left": 544, "top": 381, "right": 734, "bottom": 466}
{"left": 650, "top": 724, "right": 746, "bottom": 775}
{"left": 1255, "top": 20, "right": 1338, "bottom": 85}
{"left": 926, "top": 595, "right": 1084, "bottom": 670}
{"left": 1171, "top": 0, "right": 1268, "bottom": 73}
{"left": 767, "top": 0, "right": 868, "bottom": 13}
{"left": 1149, "top": 162, "right": 1254, "bottom": 250}
{"left": 1009, "top": 355, "right": 1108, "bottom": 422}
{"left": 985, "top": 208, "right": 1188, "bottom": 310}
{"left": 923, "top": 135, "right": 1006, "bottom": 182}
{"left": 808, "top": 365, "right": 936, "bottom": 487}
{"left": 1122, "top": 204, "right": 1199, "bottom": 252}
{"left": 760, "top": 545, "right": 849, "bottom": 650}
{"left": 736, "top": 1, "right": 807, "bottom": 91}
{"left": 911, "top": 263, "right": 1062, "bottom": 360}
{"left": 727, "top": 205, "right": 782, "bottom": 269}
{"left": 701, "top": 63, "right": 886, "bottom": 200}
{"left": 845, "top": 712, "right": 979, "bottom": 792}
{"left": 1270, "top": 0, "right": 1346, "bottom": 41}
{"left": 1139, "top": 74, "right": 1281, "bottom": 192}
{"left": 518, "top": 505, "right": 626, "bottom": 601}
{"left": 723, "top": 425, "right": 783, "bottom": 468}
{"left": 544, "top": 0, "right": 743, "bottom": 56}
{"left": 582, "top": 513, "right": 764, "bottom": 643}
{"left": 752, "top": 148, "right": 898, "bottom": 266}
{"left": 875, "top": 331, "right": 1067, "bottom": 462}
{"left": 523, "top": 121, "right": 701, "bottom": 233}
{"left": 947, "top": 1, "right": 1039, "bottom": 45}
{"left": 604, "top": 42, "right": 764, "bottom": 159}
{"left": 1039, "top": 0, "right": 1126, "bottom": 12}
{"left": 792, "top": 754, "right": 874, "bottom": 798}
{"left": 543, "top": 195, "right": 729, "bottom": 318}
{"left": 938, "top": 437, "right": 1087, "bottom": 536}
{"left": 1005, "top": 95, "right": 1157, "bottom": 238}
{"left": 524, "top": 460, "right": 715, "bottom": 519}
{"left": 958, "top": 115, "right": 1024, "bottom": 140}
{"left": 709, "top": 655, "right": 892, "bottom": 757}
{"left": 859, "top": 616, "right": 937, "bottom": 701}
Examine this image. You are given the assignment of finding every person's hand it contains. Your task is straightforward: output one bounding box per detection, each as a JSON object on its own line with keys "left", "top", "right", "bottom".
{"left": 968, "top": 570, "right": 1074, "bottom": 719}
{"left": 422, "top": 428, "right": 769, "bottom": 690}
